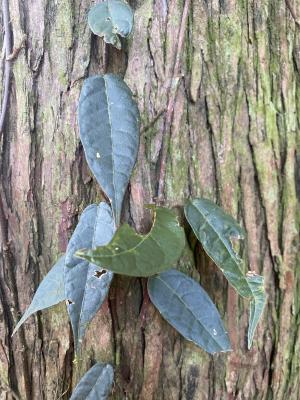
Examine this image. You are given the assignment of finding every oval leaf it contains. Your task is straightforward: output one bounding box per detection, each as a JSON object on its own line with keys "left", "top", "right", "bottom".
{"left": 184, "top": 198, "right": 253, "bottom": 298}
{"left": 70, "top": 363, "right": 114, "bottom": 400}
{"left": 148, "top": 269, "right": 231, "bottom": 354}
{"left": 247, "top": 272, "right": 266, "bottom": 349}
{"left": 88, "top": 0, "right": 134, "bottom": 49}
{"left": 78, "top": 74, "right": 140, "bottom": 225}
{"left": 76, "top": 206, "right": 185, "bottom": 277}
{"left": 13, "top": 255, "right": 65, "bottom": 335}
{"left": 64, "top": 203, "right": 115, "bottom": 351}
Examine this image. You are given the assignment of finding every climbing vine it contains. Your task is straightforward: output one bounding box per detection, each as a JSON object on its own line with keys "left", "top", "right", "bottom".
{"left": 13, "top": 1, "right": 266, "bottom": 398}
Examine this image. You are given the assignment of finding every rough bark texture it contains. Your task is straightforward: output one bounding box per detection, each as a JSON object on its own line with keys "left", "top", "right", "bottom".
{"left": 0, "top": 0, "right": 299, "bottom": 399}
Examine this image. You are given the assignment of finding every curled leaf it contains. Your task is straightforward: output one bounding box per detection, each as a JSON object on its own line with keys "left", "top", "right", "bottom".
{"left": 64, "top": 203, "right": 115, "bottom": 352}
{"left": 70, "top": 363, "right": 114, "bottom": 400}
{"left": 76, "top": 206, "right": 185, "bottom": 277}
{"left": 88, "top": 0, "right": 134, "bottom": 49}
{"left": 148, "top": 269, "right": 231, "bottom": 354}
{"left": 13, "top": 256, "right": 65, "bottom": 335}
{"left": 79, "top": 74, "right": 140, "bottom": 225}
{"left": 184, "top": 198, "right": 253, "bottom": 298}
{"left": 247, "top": 272, "right": 266, "bottom": 349}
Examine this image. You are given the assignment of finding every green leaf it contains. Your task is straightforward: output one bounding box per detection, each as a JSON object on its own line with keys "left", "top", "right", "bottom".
{"left": 88, "top": 0, "right": 134, "bottom": 49}
{"left": 184, "top": 198, "right": 253, "bottom": 298}
{"left": 247, "top": 272, "right": 266, "bottom": 349}
{"left": 70, "top": 363, "right": 114, "bottom": 400}
{"left": 76, "top": 206, "right": 185, "bottom": 277}
{"left": 64, "top": 203, "right": 115, "bottom": 352}
{"left": 148, "top": 269, "right": 231, "bottom": 354}
{"left": 13, "top": 256, "right": 65, "bottom": 335}
{"left": 79, "top": 74, "right": 140, "bottom": 225}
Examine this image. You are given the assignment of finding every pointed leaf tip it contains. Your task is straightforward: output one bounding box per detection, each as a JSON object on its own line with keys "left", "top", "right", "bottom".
{"left": 184, "top": 198, "right": 253, "bottom": 298}
{"left": 184, "top": 198, "right": 266, "bottom": 348}
{"left": 247, "top": 272, "right": 266, "bottom": 349}
{"left": 148, "top": 269, "right": 231, "bottom": 354}
{"left": 64, "top": 202, "right": 115, "bottom": 352}
{"left": 13, "top": 255, "right": 65, "bottom": 335}
{"left": 79, "top": 74, "right": 140, "bottom": 225}
{"left": 78, "top": 206, "right": 186, "bottom": 277}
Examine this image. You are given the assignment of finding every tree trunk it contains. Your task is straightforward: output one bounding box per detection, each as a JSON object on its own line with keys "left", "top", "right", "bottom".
{"left": 0, "top": 0, "right": 299, "bottom": 399}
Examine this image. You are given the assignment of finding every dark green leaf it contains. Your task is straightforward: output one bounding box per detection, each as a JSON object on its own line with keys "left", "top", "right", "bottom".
{"left": 79, "top": 74, "right": 140, "bottom": 225}
{"left": 88, "top": 0, "right": 134, "bottom": 49}
{"left": 70, "top": 363, "right": 114, "bottom": 400}
{"left": 64, "top": 203, "right": 115, "bottom": 351}
{"left": 184, "top": 198, "right": 253, "bottom": 298}
{"left": 13, "top": 256, "right": 65, "bottom": 335}
{"left": 247, "top": 272, "right": 266, "bottom": 349}
{"left": 76, "top": 206, "right": 185, "bottom": 277}
{"left": 148, "top": 269, "right": 231, "bottom": 354}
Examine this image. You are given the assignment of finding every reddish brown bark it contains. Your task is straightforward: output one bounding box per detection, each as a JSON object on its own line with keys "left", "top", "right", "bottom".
{"left": 0, "top": 0, "right": 299, "bottom": 399}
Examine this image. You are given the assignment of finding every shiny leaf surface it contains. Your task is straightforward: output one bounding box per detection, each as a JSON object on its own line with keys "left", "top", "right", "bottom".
{"left": 13, "top": 256, "right": 65, "bottom": 335}
{"left": 70, "top": 363, "right": 114, "bottom": 400}
{"left": 76, "top": 206, "right": 185, "bottom": 277}
{"left": 88, "top": 0, "right": 134, "bottom": 49}
{"left": 148, "top": 269, "right": 231, "bottom": 354}
{"left": 184, "top": 198, "right": 253, "bottom": 298}
{"left": 64, "top": 203, "right": 115, "bottom": 351}
{"left": 79, "top": 74, "right": 140, "bottom": 225}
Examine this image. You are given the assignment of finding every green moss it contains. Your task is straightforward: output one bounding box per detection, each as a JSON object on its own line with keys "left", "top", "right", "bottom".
{"left": 0, "top": 364, "right": 9, "bottom": 388}
{"left": 58, "top": 71, "right": 69, "bottom": 87}
{"left": 182, "top": 341, "right": 210, "bottom": 365}
{"left": 190, "top": 47, "right": 201, "bottom": 102}
{"left": 55, "top": 0, "right": 74, "bottom": 50}
{"left": 165, "top": 143, "right": 189, "bottom": 203}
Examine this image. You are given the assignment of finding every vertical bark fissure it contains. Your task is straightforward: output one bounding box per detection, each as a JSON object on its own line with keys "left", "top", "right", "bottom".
{"left": 0, "top": 0, "right": 299, "bottom": 398}
{"left": 157, "top": 0, "right": 191, "bottom": 201}
{"left": 0, "top": 0, "right": 12, "bottom": 135}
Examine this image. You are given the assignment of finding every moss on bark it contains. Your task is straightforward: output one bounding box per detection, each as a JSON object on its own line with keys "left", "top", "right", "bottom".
{"left": 0, "top": 0, "right": 299, "bottom": 399}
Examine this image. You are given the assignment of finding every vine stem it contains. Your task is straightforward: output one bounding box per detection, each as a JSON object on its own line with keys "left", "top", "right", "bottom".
{"left": 0, "top": 0, "right": 12, "bottom": 136}
{"left": 156, "top": 0, "right": 191, "bottom": 202}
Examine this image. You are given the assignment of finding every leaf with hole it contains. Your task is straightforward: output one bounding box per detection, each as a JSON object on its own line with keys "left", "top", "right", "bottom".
{"left": 64, "top": 203, "right": 115, "bottom": 352}
{"left": 70, "top": 363, "right": 114, "bottom": 400}
{"left": 247, "top": 272, "right": 266, "bottom": 349}
{"left": 148, "top": 269, "right": 231, "bottom": 354}
{"left": 13, "top": 255, "right": 65, "bottom": 335}
{"left": 79, "top": 74, "right": 140, "bottom": 225}
{"left": 76, "top": 206, "right": 185, "bottom": 277}
{"left": 88, "top": 0, "right": 134, "bottom": 49}
{"left": 184, "top": 198, "right": 253, "bottom": 298}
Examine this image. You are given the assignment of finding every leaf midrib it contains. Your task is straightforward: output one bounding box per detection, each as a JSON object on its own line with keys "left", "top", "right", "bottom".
{"left": 85, "top": 365, "right": 111, "bottom": 400}
{"left": 188, "top": 201, "right": 241, "bottom": 265}
{"left": 77, "top": 205, "right": 102, "bottom": 342}
{"left": 186, "top": 201, "right": 252, "bottom": 297}
{"left": 104, "top": 76, "right": 118, "bottom": 222}
{"left": 155, "top": 275, "right": 228, "bottom": 352}
{"left": 90, "top": 209, "right": 165, "bottom": 259}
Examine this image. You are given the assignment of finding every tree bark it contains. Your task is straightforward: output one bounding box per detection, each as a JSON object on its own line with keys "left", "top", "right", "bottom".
{"left": 0, "top": 0, "right": 299, "bottom": 399}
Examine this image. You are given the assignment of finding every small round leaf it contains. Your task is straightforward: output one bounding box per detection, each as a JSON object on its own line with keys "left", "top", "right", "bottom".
{"left": 88, "top": 0, "right": 134, "bottom": 49}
